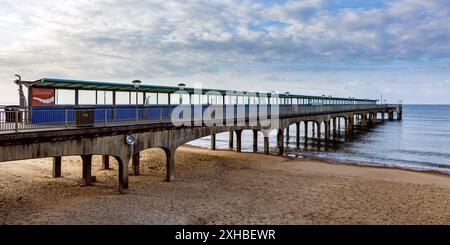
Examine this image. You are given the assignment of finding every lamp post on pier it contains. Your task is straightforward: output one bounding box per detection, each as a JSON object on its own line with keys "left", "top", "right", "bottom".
{"left": 132, "top": 80, "right": 142, "bottom": 123}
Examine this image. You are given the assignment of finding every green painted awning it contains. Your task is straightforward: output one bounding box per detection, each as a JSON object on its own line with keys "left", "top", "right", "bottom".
{"left": 29, "top": 78, "right": 377, "bottom": 103}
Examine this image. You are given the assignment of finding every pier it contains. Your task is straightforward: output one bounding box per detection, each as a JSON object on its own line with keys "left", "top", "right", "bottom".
{"left": 0, "top": 78, "right": 402, "bottom": 193}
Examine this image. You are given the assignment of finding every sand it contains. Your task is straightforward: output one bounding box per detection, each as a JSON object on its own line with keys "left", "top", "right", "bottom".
{"left": 1, "top": 145, "right": 450, "bottom": 225}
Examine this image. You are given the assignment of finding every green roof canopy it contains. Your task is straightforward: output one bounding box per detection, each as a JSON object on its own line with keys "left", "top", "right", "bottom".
{"left": 29, "top": 78, "right": 377, "bottom": 103}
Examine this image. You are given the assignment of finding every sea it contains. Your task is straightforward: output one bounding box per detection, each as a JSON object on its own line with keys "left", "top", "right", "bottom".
{"left": 189, "top": 105, "right": 450, "bottom": 174}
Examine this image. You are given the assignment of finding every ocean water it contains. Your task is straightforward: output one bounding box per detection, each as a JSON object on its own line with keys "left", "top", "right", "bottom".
{"left": 189, "top": 105, "right": 450, "bottom": 174}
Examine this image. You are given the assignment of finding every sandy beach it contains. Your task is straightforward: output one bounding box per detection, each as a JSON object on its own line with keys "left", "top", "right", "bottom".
{"left": 1, "top": 145, "right": 450, "bottom": 225}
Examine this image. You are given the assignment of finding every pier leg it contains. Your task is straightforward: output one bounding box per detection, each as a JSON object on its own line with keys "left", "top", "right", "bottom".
{"left": 229, "top": 129, "right": 234, "bottom": 150}
{"left": 277, "top": 128, "right": 284, "bottom": 156}
{"left": 324, "top": 121, "right": 329, "bottom": 142}
{"left": 114, "top": 156, "right": 129, "bottom": 194}
{"left": 312, "top": 122, "right": 316, "bottom": 140}
{"left": 132, "top": 152, "right": 140, "bottom": 176}
{"left": 253, "top": 130, "right": 258, "bottom": 153}
{"left": 211, "top": 130, "right": 216, "bottom": 151}
{"left": 304, "top": 121, "right": 308, "bottom": 143}
{"left": 388, "top": 111, "right": 394, "bottom": 120}
{"left": 338, "top": 118, "right": 341, "bottom": 135}
{"left": 316, "top": 122, "right": 321, "bottom": 145}
{"left": 53, "top": 156, "right": 62, "bottom": 178}
{"left": 235, "top": 130, "right": 243, "bottom": 153}
{"left": 361, "top": 114, "right": 368, "bottom": 130}
{"left": 381, "top": 112, "right": 385, "bottom": 122}
{"left": 332, "top": 118, "right": 337, "bottom": 138}
{"left": 102, "top": 155, "right": 110, "bottom": 170}
{"left": 163, "top": 148, "right": 175, "bottom": 182}
{"left": 285, "top": 126, "right": 290, "bottom": 143}
{"left": 264, "top": 136, "right": 270, "bottom": 155}
{"left": 296, "top": 122, "right": 300, "bottom": 148}
{"left": 81, "top": 155, "right": 93, "bottom": 186}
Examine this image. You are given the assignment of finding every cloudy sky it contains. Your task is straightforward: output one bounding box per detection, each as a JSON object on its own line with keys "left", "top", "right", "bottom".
{"left": 1, "top": 0, "right": 449, "bottom": 104}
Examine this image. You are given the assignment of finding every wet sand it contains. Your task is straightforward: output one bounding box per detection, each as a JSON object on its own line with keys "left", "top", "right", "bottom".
{"left": 1, "top": 145, "right": 450, "bottom": 225}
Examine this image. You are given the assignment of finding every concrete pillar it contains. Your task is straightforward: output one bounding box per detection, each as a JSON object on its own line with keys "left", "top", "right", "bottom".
{"left": 312, "top": 122, "right": 316, "bottom": 140}
{"left": 211, "top": 130, "right": 216, "bottom": 151}
{"left": 53, "top": 156, "right": 62, "bottom": 178}
{"left": 235, "top": 130, "right": 243, "bottom": 153}
{"left": 332, "top": 118, "right": 337, "bottom": 138}
{"left": 285, "top": 126, "right": 290, "bottom": 143}
{"left": 132, "top": 152, "right": 140, "bottom": 176}
{"left": 229, "top": 129, "right": 234, "bottom": 150}
{"left": 164, "top": 148, "right": 175, "bottom": 182}
{"left": 81, "top": 155, "right": 93, "bottom": 186}
{"left": 398, "top": 109, "right": 403, "bottom": 120}
{"left": 361, "top": 114, "right": 368, "bottom": 130}
{"left": 324, "top": 121, "right": 330, "bottom": 142}
{"left": 304, "top": 121, "right": 308, "bottom": 143}
{"left": 316, "top": 122, "right": 321, "bottom": 144}
{"left": 381, "top": 112, "right": 385, "bottom": 122}
{"left": 253, "top": 130, "right": 258, "bottom": 153}
{"left": 264, "top": 136, "right": 270, "bottom": 155}
{"left": 277, "top": 128, "right": 284, "bottom": 156}
{"left": 337, "top": 117, "right": 341, "bottom": 135}
{"left": 296, "top": 122, "right": 300, "bottom": 148}
{"left": 102, "top": 155, "right": 110, "bottom": 170}
{"left": 388, "top": 111, "right": 394, "bottom": 120}
{"left": 114, "top": 156, "right": 129, "bottom": 194}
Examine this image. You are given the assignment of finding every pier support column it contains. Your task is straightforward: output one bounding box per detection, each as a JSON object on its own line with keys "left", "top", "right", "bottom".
{"left": 277, "top": 128, "right": 284, "bottom": 156}
{"left": 332, "top": 118, "right": 337, "bottom": 138}
{"left": 235, "top": 130, "right": 243, "bottom": 153}
{"left": 228, "top": 129, "right": 234, "bottom": 150}
{"left": 253, "top": 130, "right": 258, "bottom": 153}
{"left": 361, "top": 114, "right": 368, "bottom": 130}
{"left": 285, "top": 126, "right": 290, "bottom": 143}
{"left": 102, "top": 155, "right": 110, "bottom": 170}
{"left": 53, "top": 156, "right": 62, "bottom": 178}
{"left": 163, "top": 148, "right": 175, "bottom": 182}
{"left": 296, "top": 122, "right": 300, "bottom": 148}
{"left": 316, "top": 122, "right": 321, "bottom": 145}
{"left": 347, "top": 117, "right": 353, "bottom": 136}
{"left": 264, "top": 136, "right": 270, "bottom": 155}
{"left": 388, "top": 111, "right": 394, "bottom": 120}
{"left": 304, "top": 121, "right": 309, "bottom": 143}
{"left": 324, "top": 121, "right": 330, "bottom": 142}
{"left": 114, "top": 156, "right": 129, "bottom": 194}
{"left": 81, "top": 155, "right": 93, "bottom": 186}
{"left": 312, "top": 122, "right": 316, "bottom": 140}
{"left": 338, "top": 118, "right": 341, "bottom": 135}
{"left": 397, "top": 109, "right": 403, "bottom": 120}
{"left": 132, "top": 152, "right": 140, "bottom": 176}
{"left": 381, "top": 112, "right": 385, "bottom": 122}
{"left": 211, "top": 129, "right": 216, "bottom": 151}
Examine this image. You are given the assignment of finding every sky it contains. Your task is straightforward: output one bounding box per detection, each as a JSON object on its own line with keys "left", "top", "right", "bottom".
{"left": 0, "top": 0, "right": 449, "bottom": 104}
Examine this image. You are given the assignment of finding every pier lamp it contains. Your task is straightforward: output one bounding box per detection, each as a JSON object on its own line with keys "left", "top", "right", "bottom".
{"left": 177, "top": 83, "right": 186, "bottom": 104}
{"left": 125, "top": 134, "right": 136, "bottom": 145}
{"left": 285, "top": 92, "right": 290, "bottom": 104}
{"left": 132, "top": 80, "right": 142, "bottom": 122}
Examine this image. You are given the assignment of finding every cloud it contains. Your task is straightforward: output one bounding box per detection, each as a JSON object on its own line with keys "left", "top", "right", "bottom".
{"left": 0, "top": 0, "right": 449, "bottom": 104}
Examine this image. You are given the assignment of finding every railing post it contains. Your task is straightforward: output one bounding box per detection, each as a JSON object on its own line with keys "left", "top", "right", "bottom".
{"left": 65, "top": 109, "right": 69, "bottom": 128}
{"left": 104, "top": 109, "right": 108, "bottom": 126}
{"left": 14, "top": 109, "right": 19, "bottom": 132}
